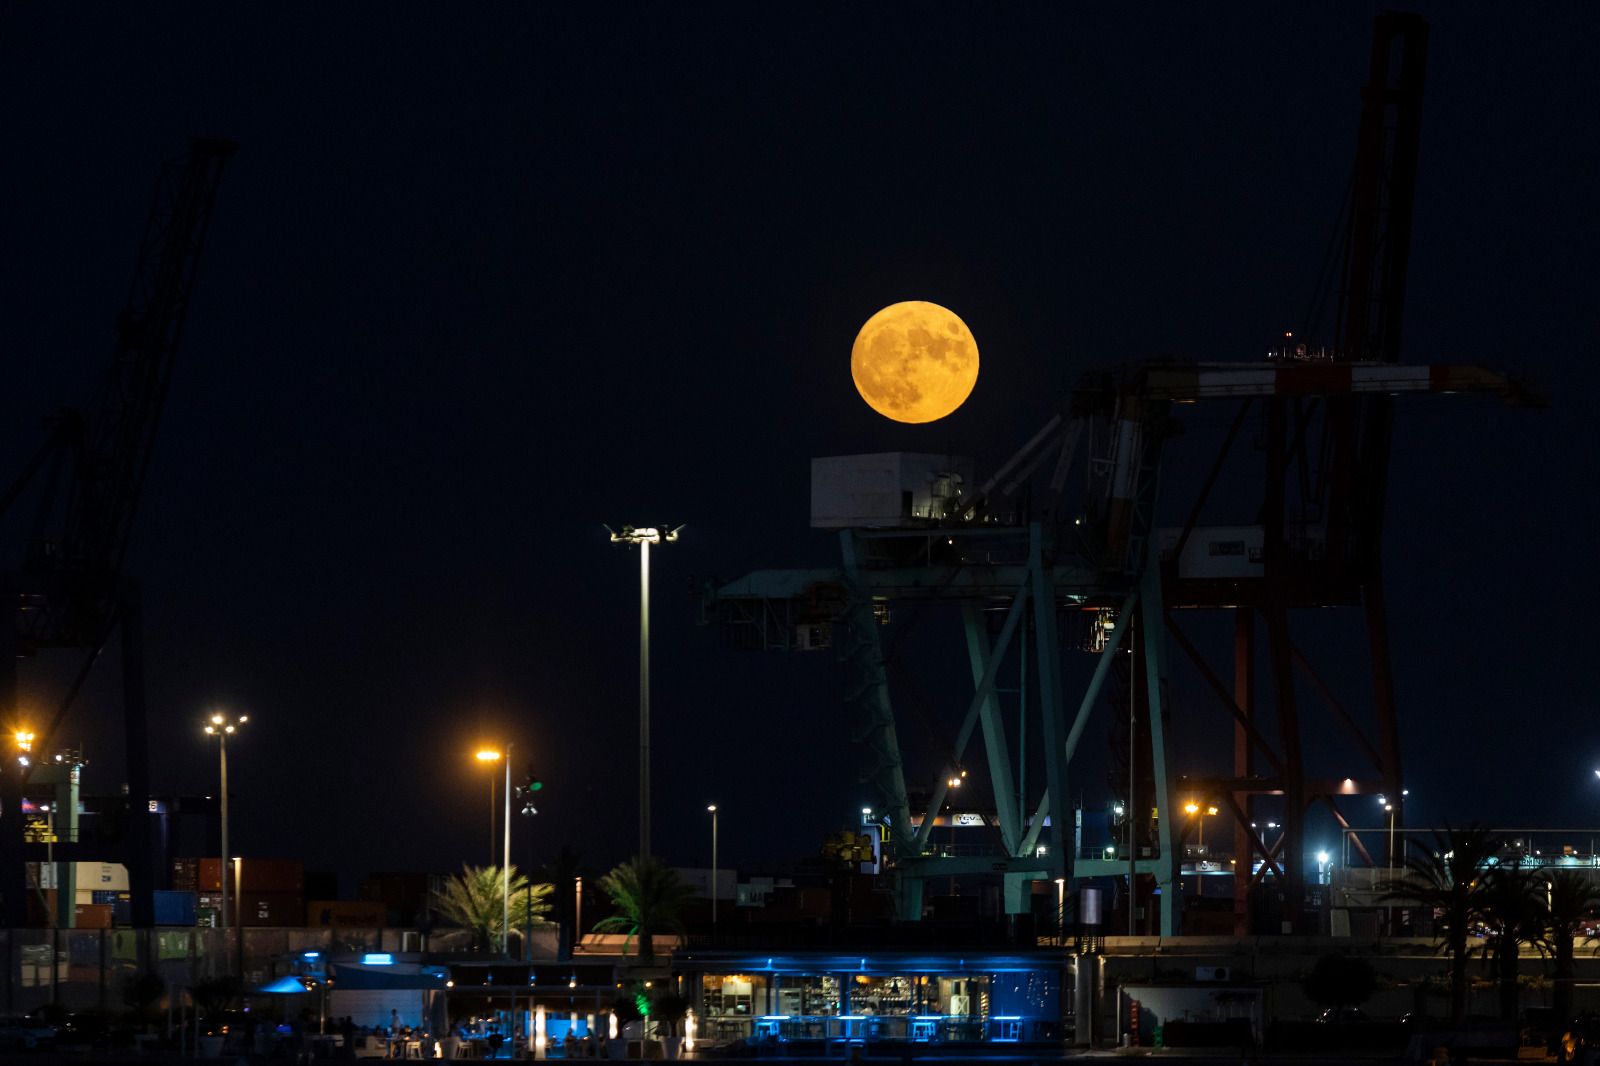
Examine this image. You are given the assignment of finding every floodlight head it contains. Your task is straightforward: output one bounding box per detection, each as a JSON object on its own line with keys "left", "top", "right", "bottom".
{"left": 608, "top": 524, "right": 683, "bottom": 546}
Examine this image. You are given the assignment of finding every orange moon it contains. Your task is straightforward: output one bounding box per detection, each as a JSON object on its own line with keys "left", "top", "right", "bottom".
{"left": 851, "top": 301, "right": 979, "bottom": 423}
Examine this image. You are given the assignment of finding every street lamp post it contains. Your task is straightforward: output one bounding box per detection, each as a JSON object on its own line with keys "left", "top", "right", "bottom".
{"left": 1384, "top": 800, "right": 1396, "bottom": 867}
{"left": 502, "top": 747, "right": 511, "bottom": 956}
{"left": 476, "top": 749, "right": 501, "bottom": 864}
{"left": 476, "top": 746, "right": 513, "bottom": 955}
{"left": 707, "top": 805, "right": 719, "bottom": 933}
{"left": 203, "top": 712, "right": 247, "bottom": 937}
{"left": 609, "top": 524, "right": 680, "bottom": 860}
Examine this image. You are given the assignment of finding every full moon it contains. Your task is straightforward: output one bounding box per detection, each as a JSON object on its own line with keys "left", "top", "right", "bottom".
{"left": 851, "top": 301, "right": 979, "bottom": 424}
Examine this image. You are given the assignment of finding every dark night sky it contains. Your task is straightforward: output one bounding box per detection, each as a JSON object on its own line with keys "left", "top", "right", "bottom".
{"left": 3, "top": 3, "right": 1596, "bottom": 889}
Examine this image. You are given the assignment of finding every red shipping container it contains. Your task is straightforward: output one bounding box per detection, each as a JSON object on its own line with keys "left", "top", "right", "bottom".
{"left": 240, "top": 891, "right": 304, "bottom": 928}
{"left": 75, "top": 903, "right": 113, "bottom": 929}
{"left": 196, "top": 858, "right": 224, "bottom": 891}
{"left": 243, "top": 859, "right": 305, "bottom": 894}
{"left": 196, "top": 857, "right": 304, "bottom": 894}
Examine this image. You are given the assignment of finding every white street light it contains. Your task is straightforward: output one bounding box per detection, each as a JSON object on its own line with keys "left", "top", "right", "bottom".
{"left": 707, "top": 805, "right": 719, "bottom": 934}
{"left": 202, "top": 711, "right": 248, "bottom": 935}
{"left": 609, "top": 524, "right": 681, "bottom": 859}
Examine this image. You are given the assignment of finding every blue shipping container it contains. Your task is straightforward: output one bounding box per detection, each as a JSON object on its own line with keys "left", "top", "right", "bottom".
{"left": 153, "top": 890, "right": 198, "bottom": 926}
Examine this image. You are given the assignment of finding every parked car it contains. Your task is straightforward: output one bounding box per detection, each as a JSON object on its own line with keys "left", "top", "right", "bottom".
{"left": 0, "top": 1015, "right": 57, "bottom": 1050}
{"left": 1316, "top": 1007, "right": 1369, "bottom": 1024}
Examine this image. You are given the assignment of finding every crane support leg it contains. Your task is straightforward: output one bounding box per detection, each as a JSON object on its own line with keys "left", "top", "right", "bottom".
{"left": 837, "top": 533, "right": 916, "bottom": 902}
{"left": 0, "top": 580, "right": 25, "bottom": 929}
{"left": 961, "top": 600, "right": 1023, "bottom": 857}
{"left": 120, "top": 585, "right": 155, "bottom": 928}
{"left": 1365, "top": 577, "right": 1404, "bottom": 834}
{"left": 1232, "top": 608, "right": 1256, "bottom": 935}
{"left": 1029, "top": 524, "right": 1069, "bottom": 880}
{"left": 1138, "top": 538, "right": 1178, "bottom": 937}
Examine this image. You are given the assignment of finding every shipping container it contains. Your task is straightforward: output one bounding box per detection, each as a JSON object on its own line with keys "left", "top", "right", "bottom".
{"left": 77, "top": 862, "right": 130, "bottom": 891}
{"left": 199, "top": 891, "right": 305, "bottom": 927}
{"left": 240, "top": 891, "right": 304, "bottom": 927}
{"left": 196, "top": 857, "right": 304, "bottom": 894}
{"left": 172, "top": 858, "right": 199, "bottom": 892}
{"left": 75, "top": 903, "right": 113, "bottom": 929}
{"left": 305, "top": 899, "right": 386, "bottom": 929}
{"left": 154, "top": 890, "right": 199, "bottom": 926}
{"left": 197, "top": 858, "right": 223, "bottom": 891}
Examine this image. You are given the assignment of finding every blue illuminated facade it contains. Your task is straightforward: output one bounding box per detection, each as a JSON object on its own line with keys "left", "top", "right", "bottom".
{"left": 675, "top": 950, "right": 1064, "bottom": 1048}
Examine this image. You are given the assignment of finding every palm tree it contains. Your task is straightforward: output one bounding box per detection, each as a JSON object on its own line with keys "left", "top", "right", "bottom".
{"left": 434, "top": 864, "right": 553, "bottom": 952}
{"left": 1545, "top": 871, "right": 1600, "bottom": 1027}
{"left": 592, "top": 856, "right": 695, "bottom": 959}
{"left": 1382, "top": 825, "right": 1501, "bottom": 1022}
{"left": 1479, "top": 867, "right": 1546, "bottom": 1021}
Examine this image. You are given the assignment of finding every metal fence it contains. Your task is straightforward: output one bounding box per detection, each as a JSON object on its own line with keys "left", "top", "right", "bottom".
{"left": 0, "top": 926, "right": 430, "bottom": 1017}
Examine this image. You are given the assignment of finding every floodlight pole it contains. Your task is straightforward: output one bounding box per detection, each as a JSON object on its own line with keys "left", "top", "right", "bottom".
{"left": 202, "top": 712, "right": 247, "bottom": 941}
{"left": 707, "top": 805, "right": 719, "bottom": 933}
{"left": 219, "top": 734, "right": 229, "bottom": 935}
{"left": 609, "top": 525, "right": 680, "bottom": 860}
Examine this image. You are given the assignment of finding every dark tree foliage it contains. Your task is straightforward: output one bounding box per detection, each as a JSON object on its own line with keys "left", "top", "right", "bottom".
{"left": 1302, "top": 954, "right": 1377, "bottom": 1010}
{"left": 121, "top": 972, "right": 165, "bottom": 1024}
{"left": 1382, "top": 824, "right": 1502, "bottom": 1022}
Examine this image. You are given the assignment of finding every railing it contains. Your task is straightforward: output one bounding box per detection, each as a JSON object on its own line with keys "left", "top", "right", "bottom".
{"left": 708, "top": 1013, "right": 1033, "bottom": 1045}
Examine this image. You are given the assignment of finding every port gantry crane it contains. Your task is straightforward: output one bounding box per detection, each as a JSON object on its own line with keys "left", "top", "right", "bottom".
{"left": 0, "top": 138, "right": 235, "bottom": 928}
{"left": 702, "top": 13, "right": 1536, "bottom": 934}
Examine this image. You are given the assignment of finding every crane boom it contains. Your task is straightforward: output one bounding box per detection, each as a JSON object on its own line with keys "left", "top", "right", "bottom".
{"left": 1, "top": 137, "right": 235, "bottom": 928}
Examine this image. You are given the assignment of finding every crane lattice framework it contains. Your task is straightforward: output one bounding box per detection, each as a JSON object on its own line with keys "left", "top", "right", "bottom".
{"left": 707, "top": 359, "right": 1525, "bottom": 934}
{"left": 1, "top": 138, "right": 235, "bottom": 928}
{"left": 706, "top": 12, "right": 1540, "bottom": 935}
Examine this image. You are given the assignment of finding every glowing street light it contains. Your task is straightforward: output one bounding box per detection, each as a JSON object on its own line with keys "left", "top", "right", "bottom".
{"left": 476, "top": 748, "right": 502, "bottom": 866}
{"left": 202, "top": 711, "right": 248, "bottom": 934}
{"left": 1185, "top": 800, "right": 1217, "bottom": 849}
{"left": 13, "top": 728, "right": 34, "bottom": 769}
{"left": 473, "top": 744, "right": 513, "bottom": 955}
{"left": 608, "top": 524, "right": 681, "bottom": 859}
